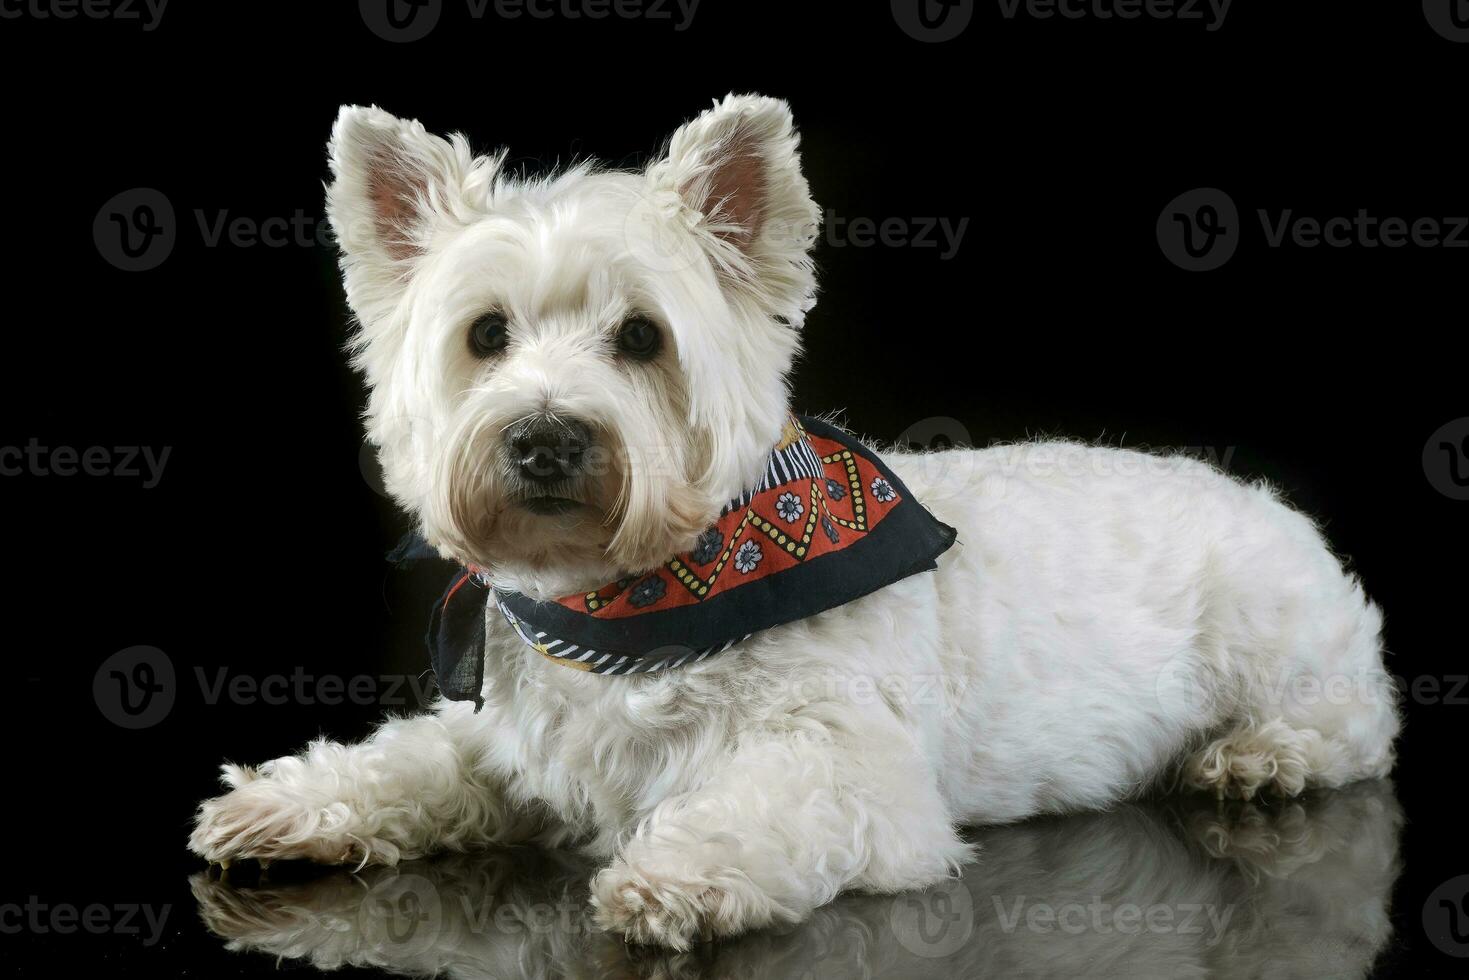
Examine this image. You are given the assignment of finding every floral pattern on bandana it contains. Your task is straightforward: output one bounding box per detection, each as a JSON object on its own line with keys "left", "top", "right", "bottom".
{"left": 546, "top": 419, "right": 919, "bottom": 619}
{"left": 691, "top": 527, "right": 723, "bottom": 565}
{"left": 629, "top": 575, "right": 667, "bottom": 608}
{"left": 775, "top": 491, "right": 804, "bottom": 523}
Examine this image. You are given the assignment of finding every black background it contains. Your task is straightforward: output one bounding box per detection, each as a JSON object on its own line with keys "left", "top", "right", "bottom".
{"left": 2, "top": 0, "right": 1466, "bottom": 975}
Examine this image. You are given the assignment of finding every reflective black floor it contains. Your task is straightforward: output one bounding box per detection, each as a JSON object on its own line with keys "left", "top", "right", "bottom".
{"left": 166, "top": 781, "right": 1410, "bottom": 978}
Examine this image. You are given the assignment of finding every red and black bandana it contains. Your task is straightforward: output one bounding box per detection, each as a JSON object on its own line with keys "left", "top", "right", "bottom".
{"left": 418, "top": 416, "right": 957, "bottom": 708}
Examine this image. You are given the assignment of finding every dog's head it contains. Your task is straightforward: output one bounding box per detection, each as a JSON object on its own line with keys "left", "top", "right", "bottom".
{"left": 327, "top": 95, "right": 819, "bottom": 591}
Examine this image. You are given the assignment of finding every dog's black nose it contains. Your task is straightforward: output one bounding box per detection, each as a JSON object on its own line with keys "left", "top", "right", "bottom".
{"left": 507, "top": 416, "right": 592, "bottom": 485}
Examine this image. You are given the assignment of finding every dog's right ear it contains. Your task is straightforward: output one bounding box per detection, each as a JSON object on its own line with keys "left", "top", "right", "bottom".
{"left": 646, "top": 94, "right": 821, "bottom": 324}
{"left": 326, "top": 106, "right": 487, "bottom": 329}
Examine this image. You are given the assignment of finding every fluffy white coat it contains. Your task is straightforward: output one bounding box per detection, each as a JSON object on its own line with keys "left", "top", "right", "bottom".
{"left": 190, "top": 95, "right": 1400, "bottom": 950}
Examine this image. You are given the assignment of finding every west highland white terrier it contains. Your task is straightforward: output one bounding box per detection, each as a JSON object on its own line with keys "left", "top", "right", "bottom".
{"left": 190, "top": 94, "right": 1400, "bottom": 949}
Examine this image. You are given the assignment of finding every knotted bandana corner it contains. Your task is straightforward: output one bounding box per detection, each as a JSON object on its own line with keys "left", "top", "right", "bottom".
{"left": 410, "top": 415, "right": 957, "bottom": 708}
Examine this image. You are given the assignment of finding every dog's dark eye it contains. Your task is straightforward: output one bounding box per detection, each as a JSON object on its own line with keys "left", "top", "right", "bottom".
{"left": 616, "top": 316, "right": 661, "bottom": 360}
{"left": 469, "top": 312, "right": 509, "bottom": 357}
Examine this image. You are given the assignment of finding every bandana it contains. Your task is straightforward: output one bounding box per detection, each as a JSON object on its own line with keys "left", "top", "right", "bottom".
{"left": 411, "top": 415, "right": 956, "bottom": 708}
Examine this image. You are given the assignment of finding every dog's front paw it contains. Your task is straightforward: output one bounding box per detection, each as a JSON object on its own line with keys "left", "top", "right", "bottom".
{"left": 189, "top": 764, "right": 396, "bottom": 867}
{"left": 589, "top": 859, "right": 788, "bottom": 950}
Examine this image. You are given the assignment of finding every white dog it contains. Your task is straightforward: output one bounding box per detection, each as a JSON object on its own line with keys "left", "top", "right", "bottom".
{"left": 190, "top": 94, "right": 1400, "bottom": 950}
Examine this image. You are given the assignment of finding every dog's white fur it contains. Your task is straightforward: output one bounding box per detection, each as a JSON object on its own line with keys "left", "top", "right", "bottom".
{"left": 190, "top": 95, "right": 1401, "bottom": 950}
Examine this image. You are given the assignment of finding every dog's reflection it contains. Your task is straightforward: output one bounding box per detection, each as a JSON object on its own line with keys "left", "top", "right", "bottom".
{"left": 192, "top": 780, "right": 1401, "bottom": 979}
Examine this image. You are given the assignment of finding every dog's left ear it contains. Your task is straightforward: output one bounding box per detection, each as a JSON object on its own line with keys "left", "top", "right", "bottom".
{"left": 326, "top": 105, "right": 488, "bottom": 335}
{"left": 648, "top": 94, "right": 820, "bottom": 321}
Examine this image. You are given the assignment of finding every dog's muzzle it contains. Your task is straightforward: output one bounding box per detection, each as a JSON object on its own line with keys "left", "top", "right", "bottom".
{"left": 505, "top": 415, "right": 592, "bottom": 486}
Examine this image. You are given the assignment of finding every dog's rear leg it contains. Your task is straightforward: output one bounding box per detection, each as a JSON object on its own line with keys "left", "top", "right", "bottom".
{"left": 190, "top": 707, "right": 544, "bottom": 867}
{"left": 1182, "top": 587, "right": 1400, "bottom": 800}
